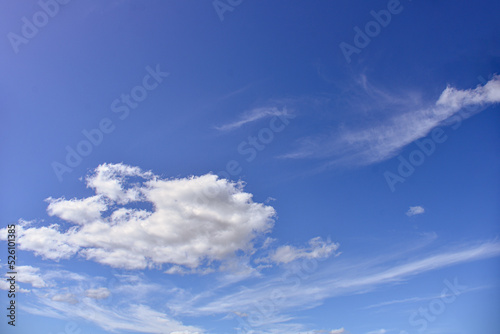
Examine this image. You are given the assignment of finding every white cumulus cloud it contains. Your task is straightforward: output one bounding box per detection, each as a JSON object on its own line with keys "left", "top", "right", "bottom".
{"left": 406, "top": 206, "right": 425, "bottom": 217}
{"left": 2, "top": 163, "right": 276, "bottom": 271}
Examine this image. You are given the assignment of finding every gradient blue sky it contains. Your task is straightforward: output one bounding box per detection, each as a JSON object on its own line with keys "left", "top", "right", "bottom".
{"left": 1, "top": 1, "right": 500, "bottom": 334}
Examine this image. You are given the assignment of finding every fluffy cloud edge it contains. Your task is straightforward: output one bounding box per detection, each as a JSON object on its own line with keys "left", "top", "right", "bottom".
{"left": 1, "top": 163, "right": 338, "bottom": 276}
{"left": 1, "top": 164, "right": 277, "bottom": 271}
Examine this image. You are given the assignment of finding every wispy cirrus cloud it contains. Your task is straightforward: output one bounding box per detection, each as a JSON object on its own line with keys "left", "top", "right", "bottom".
{"left": 9, "top": 239, "right": 500, "bottom": 334}
{"left": 259, "top": 237, "right": 339, "bottom": 264}
{"left": 215, "top": 106, "right": 291, "bottom": 131}
{"left": 282, "top": 75, "right": 500, "bottom": 167}
{"left": 366, "top": 329, "right": 387, "bottom": 334}
{"left": 85, "top": 287, "right": 111, "bottom": 300}
{"left": 170, "top": 240, "right": 500, "bottom": 332}
{"left": 51, "top": 293, "right": 78, "bottom": 305}
{"left": 303, "top": 328, "right": 347, "bottom": 334}
{"left": 28, "top": 291, "right": 204, "bottom": 334}
{"left": 362, "top": 284, "right": 489, "bottom": 310}
{"left": 17, "top": 267, "right": 203, "bottom": 334}
{"left": 38, "top": 299, "right": 203, "bottom": 334}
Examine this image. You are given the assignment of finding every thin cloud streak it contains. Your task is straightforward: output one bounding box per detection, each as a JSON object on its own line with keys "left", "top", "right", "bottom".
{"left": 15, "top": 241, "right": 500, "bottom": 334}
{"left": 179, "top": 241, "right": 500, "bottom": 320}
{"left": 215, "top": 106, "right": 290, "bottom": 131}
{"left": 20, "top": 269, "right": 203, "bottom": 334}
{"left": 329, "top": 241, "right": 500, "bottom": 290}
{"left": 362, "top": 285, "right": 490, "bottom": 310}
{"left": 282, "top": 75, "right": 500, "bottom": 167}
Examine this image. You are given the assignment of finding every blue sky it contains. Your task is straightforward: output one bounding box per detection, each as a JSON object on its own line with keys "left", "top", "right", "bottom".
{"left": 1, "top": 1, "right": 499, "bottom": 333}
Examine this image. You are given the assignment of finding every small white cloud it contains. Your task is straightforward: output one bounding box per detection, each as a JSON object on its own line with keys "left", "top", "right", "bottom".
{"left": 165, "top": 266, "right": 188, "bottom": 275}
{"left": 265, "top": 197, "right": 276, "bottom": 203}
{"left": 268, "top": 237, "right": 339, "bottom": 264}
{"left": 406, "top": 206, "right": 425, "bottom": 217}
{"left": 51, "top": 293, "right": 78, "bottom": 304}
{"left": 85, "top": 287, "right": 110, "bottom": 300}
{"left": 366, "top": 329, "right": 386, "bottom": 334}
{"left": 329, "top": 328, "right": 346, "bottom": 334}
{"left": 233, "top": 311, "right": 248, "bottom": 318}
{"left": 295, "top": 327, "right": 346, "bottom": 334}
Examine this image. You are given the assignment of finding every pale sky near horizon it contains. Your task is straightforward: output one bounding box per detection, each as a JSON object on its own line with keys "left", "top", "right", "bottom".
{"left": 1, "top": 1, "right": 500, "bottom": 334}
